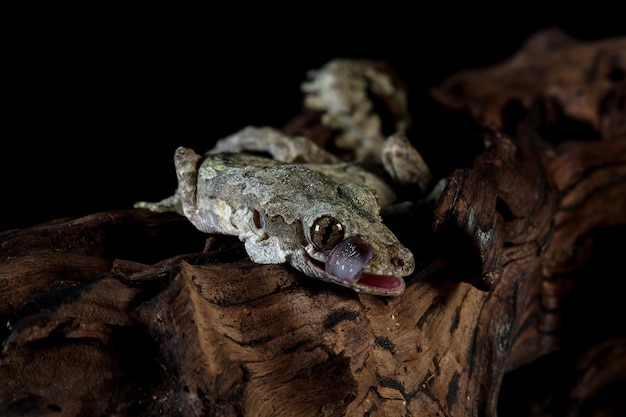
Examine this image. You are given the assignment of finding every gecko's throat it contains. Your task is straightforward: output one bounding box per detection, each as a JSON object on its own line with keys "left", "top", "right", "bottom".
{"left": 323, "top": 235, "right": 405, "bottom": 294}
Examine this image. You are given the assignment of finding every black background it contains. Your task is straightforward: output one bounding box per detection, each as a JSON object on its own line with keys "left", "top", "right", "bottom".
{"left": 3, "top": 7, "right": 624, "bottom": 232}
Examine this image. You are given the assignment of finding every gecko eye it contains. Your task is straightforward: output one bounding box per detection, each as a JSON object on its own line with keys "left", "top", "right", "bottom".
{"left": 310, "top": 215, "right": 345, "bottom": 251}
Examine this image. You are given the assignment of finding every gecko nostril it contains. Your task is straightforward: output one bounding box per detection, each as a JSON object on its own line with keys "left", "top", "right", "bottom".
{"left": 391, "top": 257, "right": 405, "bottom": 267}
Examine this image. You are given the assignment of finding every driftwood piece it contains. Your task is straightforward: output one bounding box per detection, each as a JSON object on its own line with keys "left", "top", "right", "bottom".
{"left": 497, "top": 137, "right": 626, "bottom": 417}
{"left": 430, "top": 27, "right": 626, "bottom": 140}
{"left": 2, "top": 31, "right": 626, "bottom": 417}
{"left": 2, "top": 132, "right": 623, "bottom": 417}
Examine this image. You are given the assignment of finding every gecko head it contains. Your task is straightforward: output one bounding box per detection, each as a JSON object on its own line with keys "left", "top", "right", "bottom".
{"left": 216, "top": 164, "right": 415, "bottom": 297}
{"left": 297, "top": 191, "right": 415, "bottom": 296}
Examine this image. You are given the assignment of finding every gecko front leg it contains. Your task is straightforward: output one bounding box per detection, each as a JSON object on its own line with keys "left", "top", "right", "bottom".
{"left": 381, "top": 134, "right": 433, "bottom": 194}
{"left": 132, "top": 147, "right": 202, "bottom": 216}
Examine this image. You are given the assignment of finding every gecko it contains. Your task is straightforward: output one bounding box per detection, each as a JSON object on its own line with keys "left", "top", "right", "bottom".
{"left": 135, "top": 60, "right": 437, "bottom": 296}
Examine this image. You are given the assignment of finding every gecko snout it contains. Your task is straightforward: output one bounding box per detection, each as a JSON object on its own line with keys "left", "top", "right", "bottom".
{"left": 386, "top": 245, "right": 415, "bottom": 276}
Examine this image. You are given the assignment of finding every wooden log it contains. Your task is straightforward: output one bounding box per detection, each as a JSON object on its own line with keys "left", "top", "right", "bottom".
{"left": 0, "top": 128, "right": 558, "bottom": 416}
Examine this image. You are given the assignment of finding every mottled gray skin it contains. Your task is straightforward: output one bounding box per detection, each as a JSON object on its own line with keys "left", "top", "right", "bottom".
{"left": 136, "top": 148, "right": 415, "bottom": 295}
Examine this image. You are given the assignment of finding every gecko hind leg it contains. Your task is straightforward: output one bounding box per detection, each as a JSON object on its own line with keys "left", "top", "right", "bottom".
{"left": 210, "top": 126, "right": 339, "bottom": 164}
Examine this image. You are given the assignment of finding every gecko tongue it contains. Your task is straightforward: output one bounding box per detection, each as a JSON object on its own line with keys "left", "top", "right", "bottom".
{"left": 325, "top": 235, "right": 374, "bottom": 282}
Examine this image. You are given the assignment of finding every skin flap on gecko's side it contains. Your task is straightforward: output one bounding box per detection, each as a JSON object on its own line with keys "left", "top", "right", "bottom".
{"left": 136, "top": 147, "right": 415, "bottom": 296}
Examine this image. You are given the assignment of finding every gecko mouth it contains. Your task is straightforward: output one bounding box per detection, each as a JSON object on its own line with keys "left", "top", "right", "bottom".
{"left": 310, "top": 235, "right": 406, "bottom": 295}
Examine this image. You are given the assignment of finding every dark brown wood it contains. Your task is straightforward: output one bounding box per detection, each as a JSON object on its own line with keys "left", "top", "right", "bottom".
{"left": 430, "top": 27, "right": 626, "bottom": 136}
{"left": 2, "top": 31, "right": 625, "bottom": 417}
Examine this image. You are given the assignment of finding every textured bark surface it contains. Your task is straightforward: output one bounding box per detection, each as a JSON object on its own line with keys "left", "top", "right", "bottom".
{"left": 430, "top": 27, "right": 626, "bottom": 139}
{"left": 2, "top": 30, "right": 625, "bottom": 417}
